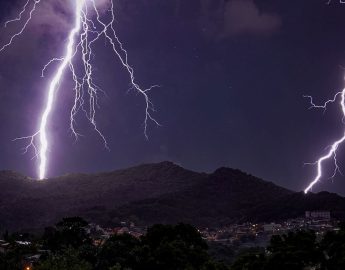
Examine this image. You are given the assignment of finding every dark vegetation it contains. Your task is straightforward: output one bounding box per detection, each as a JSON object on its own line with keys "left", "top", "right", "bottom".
{"left": 2, "top": 217, "right": 345, "bottom": 270}
{"left": 231, "top": 225, "right": 345, "bottom": 270}
{"left": 0, "top": 162, "right": 345, "bottom": 231}
{"left": 0, "top": 217, "right": 229, "bottom": 270}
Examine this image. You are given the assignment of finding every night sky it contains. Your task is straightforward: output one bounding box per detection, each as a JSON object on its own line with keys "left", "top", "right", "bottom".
{"left": 0, "top": 0, "right": 345, "bottom": 195}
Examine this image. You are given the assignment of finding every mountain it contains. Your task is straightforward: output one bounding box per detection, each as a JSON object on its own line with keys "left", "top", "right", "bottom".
{"left": 111, "top": 167, "right": 294, "bottom": 226}
{"left": 0, "top": 162, "right": 344, "bottom": 231}
{"left": 112, "top": 167, "right": 345, "bottom": 227}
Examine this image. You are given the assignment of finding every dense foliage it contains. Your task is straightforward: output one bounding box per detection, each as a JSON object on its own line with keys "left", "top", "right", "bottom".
{"left": 1, "top": 218, "right": 228, "bottom": 270}
{"left": 2, "top": 218, "right": 345, "bottom": 270}
{"left": 231, "top": 225, "right": 345, "bottom": 270}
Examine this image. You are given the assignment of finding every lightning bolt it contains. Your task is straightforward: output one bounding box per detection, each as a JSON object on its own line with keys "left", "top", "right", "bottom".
{"left": 1, "top": 0, "right": 159, "bottom": 179}
{"left": 303, "top": 88, "right": 345, "bottom": 193}
{"left": 303, "top": 0, "right": 345, "bottom": 193}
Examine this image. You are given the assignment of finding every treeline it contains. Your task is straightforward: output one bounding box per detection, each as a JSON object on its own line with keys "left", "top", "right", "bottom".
{"left": 1, "top": 218, "right": 345, "bottom": 270}
{"left": 0, "top": 217, "right": 228, "bottom": 270}
{"left": 231, "top": 226, "right": 345, "bottom": 270}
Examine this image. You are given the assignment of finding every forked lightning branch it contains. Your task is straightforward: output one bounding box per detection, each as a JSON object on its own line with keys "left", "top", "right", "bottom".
{"left": 0, "top": 0, "right": 159, "bottom": 180}
{"left": 302, "top": 0, "right": 345, "bottom": 193}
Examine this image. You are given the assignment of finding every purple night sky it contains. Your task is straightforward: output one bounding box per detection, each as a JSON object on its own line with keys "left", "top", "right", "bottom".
{"left": 1, "top": 0, "right": 345, "bottom": 195}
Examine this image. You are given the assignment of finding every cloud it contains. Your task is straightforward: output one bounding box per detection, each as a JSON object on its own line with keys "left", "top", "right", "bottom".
{"left": 198, "top": 0, "right": 281, "bottom": 39}
{"left": 222, "top": 0, "right": 281, "bottom": 37}
{"left": 31, "top": 0, "right": 71, "bottom": 33}
{"left": 0, "top": 0, "right": 113, "bottom": 55}
{"left": 3, "top": 0, "right": 112, "bottom": 35}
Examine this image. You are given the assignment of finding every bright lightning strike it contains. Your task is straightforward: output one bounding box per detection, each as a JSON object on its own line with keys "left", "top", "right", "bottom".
{"left": 1, "top": 0, "right": 159, "bottom": 180}
{"left": 303, "top": 0, "right": 345, "bottom": 193}
{"left": 303, "top": 87, "right": 345, "bottom": 194}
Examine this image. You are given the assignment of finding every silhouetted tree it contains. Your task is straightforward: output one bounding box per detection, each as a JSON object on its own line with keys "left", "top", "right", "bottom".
{"left": 42, "top": 217, "right": 91, "bottom": 251}
{"left": 36, "top": 247, "right": 92, "bottom": 270}
{"left": 320, "top": 224, "right": 345, "bottom": 270}
{"left": 265, "top": 230, "right": 321, "bottom": 270}
{"left": 231, "top": 231, "right": 323, "bottom": 270}
{"left": 137, "top": 223, "right": 210, "bottom": 270}
{"left": 96, "top": 233, "right": 140, "bottom": 270}
{"left": 230, "top": 248, "right": 266, "bottom": 270}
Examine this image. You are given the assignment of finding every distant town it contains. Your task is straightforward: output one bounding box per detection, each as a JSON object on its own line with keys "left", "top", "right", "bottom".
{"left": 0, "top": 210, "right": 342, "bottom": 269}
{"left": 199, "top": 211, "right": 337, "bottom": 249}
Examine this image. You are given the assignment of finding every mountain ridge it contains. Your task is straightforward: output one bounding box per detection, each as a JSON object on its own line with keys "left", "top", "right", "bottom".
{"left": 0, "top": 162, "right": 344, "bottom": 231}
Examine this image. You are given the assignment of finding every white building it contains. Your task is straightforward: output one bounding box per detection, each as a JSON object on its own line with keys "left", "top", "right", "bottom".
{"left": 305, "top": 211, "right": 331, "bottom": 220}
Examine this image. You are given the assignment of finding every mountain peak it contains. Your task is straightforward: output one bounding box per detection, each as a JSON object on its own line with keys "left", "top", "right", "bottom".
{"left": 212, "top": 167, "right": 249, "bottom": 177}
{"left": 140, "top": 161, "right": 183, "bottom": 170}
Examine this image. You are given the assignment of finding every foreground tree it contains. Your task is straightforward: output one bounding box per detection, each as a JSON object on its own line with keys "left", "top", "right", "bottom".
{"left": 42, "top": 217, "right": 91, "bottom": 251}
{"left": 137, "top": 223, "right": 211, "bottom": 270}
{"left": 230, "top": 248, "right": 266, "bottom": 270}
{"left": 96, "top": 233, "right": 140, "bottom": 270}
{"left": 230, "top": 230, "right": 323, "bottom": 270}
{"left": 36, "top": 247, "right": 92, "bottom": 270}
{"left": 96, "top": 223, "right": 229, "bottom": 270}
{"left": 265, "top": 230, "right": 321, "bottom": 270}
{"left": 320, "top": 223, "right": 345, "bottom": 270}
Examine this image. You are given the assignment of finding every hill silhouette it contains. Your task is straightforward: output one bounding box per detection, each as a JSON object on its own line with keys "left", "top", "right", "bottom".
{"left": 0, "top": 162, "right": 344, "bottom": 231}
